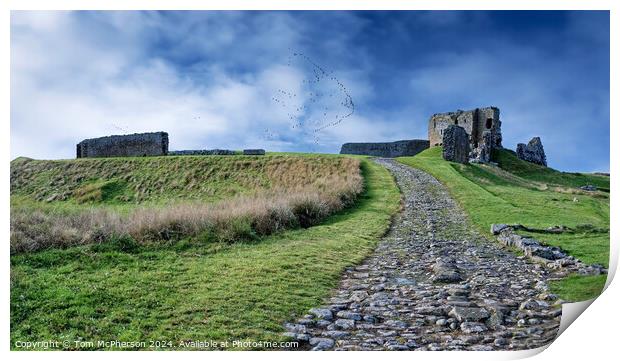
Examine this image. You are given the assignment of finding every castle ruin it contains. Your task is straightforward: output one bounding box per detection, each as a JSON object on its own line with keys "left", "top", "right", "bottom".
{"left": 428, "top": 107, "right": 502, "bottom": 162}
{"left": 516, "top": 137, "right": 547, "bottom": 167}
{"left": 339, "top": 106, "right": 503, "bottom": 162}
{"left": 76, "top": 106, "right": 548, "bottom": 167}
{"left": 76, "top": 132, "right": 169, "bottom": 158}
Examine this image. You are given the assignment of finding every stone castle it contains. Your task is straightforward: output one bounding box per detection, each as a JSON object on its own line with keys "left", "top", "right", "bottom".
{"left": 340, "top": 106, "right": 503, "bottom": 162}
{"left": 428, "top": 107, "right": 502, "bottom": 150}
{"left": 341, "top": 106, "right": 546, "bottom": 166}
{"left": 428, "top": 106, "right": 502, "bottom": 164}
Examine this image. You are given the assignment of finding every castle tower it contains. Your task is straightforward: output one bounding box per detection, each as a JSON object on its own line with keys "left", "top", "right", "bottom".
{"left": 428, "top": 107, "right": 502, "bottom": 161}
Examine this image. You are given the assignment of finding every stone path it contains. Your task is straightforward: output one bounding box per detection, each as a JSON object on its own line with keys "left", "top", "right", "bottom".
{"left": 284, "top": 159, "right": 561, "bottom": 351}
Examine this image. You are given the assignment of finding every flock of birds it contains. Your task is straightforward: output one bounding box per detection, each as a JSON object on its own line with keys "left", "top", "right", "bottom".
{"left": 267, "top": 52, "right": 355, "bottom": 146}
{"left": 106, "top": 52, "right": 354, "bottom": 150}
{"left": 109, "top": 123, "right": 129, "bottom": 134}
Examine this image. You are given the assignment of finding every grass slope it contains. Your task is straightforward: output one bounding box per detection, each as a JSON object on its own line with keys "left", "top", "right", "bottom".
{"left": 10, "top": 159, "right": 401, "bottom": 350}
{"left": 11, "top": 155, "right": 360, "bottom": 207}
{"left": 495, "top": 150, "right": 610, "bottom": 191}
{"left": 11, "top": 155, "right": 363, "bottom": 253}
{"left": 398, "top": 147, "right": 609, "bottom": 302}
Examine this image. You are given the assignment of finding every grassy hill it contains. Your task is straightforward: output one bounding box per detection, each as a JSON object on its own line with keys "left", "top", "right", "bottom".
{"left": 10, "top": 155, "right": 364, "bottom": 253}
{"left": 11, "top": 155, "right": 362, "bottom": 206}
{"left": 10, "top": 155, "right": 401, "bottom": 349}
{"left": 494, "top": 150, "right": 610, "bottom": 191}
{"left": 10, "top": 149, "right": 609, "bottom": 348}
{"left": 398, "top": 147, "right": 609, "bottom": 302}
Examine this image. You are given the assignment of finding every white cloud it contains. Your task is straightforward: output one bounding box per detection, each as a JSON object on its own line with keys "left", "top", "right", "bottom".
{"left": 10, "top": 11, "right": 348, "bottom": 159}
{"left": 10, "top": 11, "right": 608, "bottom": 172}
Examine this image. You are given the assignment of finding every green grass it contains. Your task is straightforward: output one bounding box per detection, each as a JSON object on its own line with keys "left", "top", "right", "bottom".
{"left": 495, "top": 150, "right": 610, "bottom": 191}
{"left": 10, "top": 159, "right": 401, "bottom": 350}
{"left": 11, "top": 154, "right": 358, "bottom": 209}
{"left": 397, "top": 147, "right": 609, "bottom": 302}
{"left": 549, "top": 274, "right": 607, "bottom": 301}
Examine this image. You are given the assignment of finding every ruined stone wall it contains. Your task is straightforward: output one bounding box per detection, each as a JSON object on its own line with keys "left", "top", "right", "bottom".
{"left": 516, "top": 137, "right": 547, "bottom": 167}
{"left": 428, "top": 107, "right": 501, "bottom": 150}
{"left": 76, "top": 132, "right": 169, "bottom": 158}
{"left": 243, "top": 149, "right": 266, "bottom": 155}
{"left": 429, "top": 113, "right": 455, "bottom": 147}
{"left": 442, "top": 125, "right": 470, "bottom": 164}
{"left": 428, "top": 111, "right": 476, "bottom": 147}
{"left": 475, "top": 107, "right": 502, "bottom": 148}
{"left": 169, "top": 149, "right": 236, "bottom": 156}
{"left": 340, "top": 140, "right": 430, "bottom": 158}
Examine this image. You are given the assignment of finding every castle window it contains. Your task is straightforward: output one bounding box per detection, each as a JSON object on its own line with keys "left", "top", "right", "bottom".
{"left": 485, "top": 118, "right": 493, "bottom": 129}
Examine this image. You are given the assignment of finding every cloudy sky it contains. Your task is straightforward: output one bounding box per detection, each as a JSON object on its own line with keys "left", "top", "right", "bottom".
{"left": 11, "top": 11, "right": 609, "bottom": 171}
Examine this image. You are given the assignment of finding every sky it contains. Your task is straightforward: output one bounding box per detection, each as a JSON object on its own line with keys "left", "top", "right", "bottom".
{"left": 10, "top": 10, "right": 610, "bottom": 172}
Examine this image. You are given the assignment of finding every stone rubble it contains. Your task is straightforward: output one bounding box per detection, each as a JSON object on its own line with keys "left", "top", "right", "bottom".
{"left": 492, "top": 225, "right": 606, "bottom": 277}
{"left": 579, "top": 185, "right": 597, "bottom": 192}
{"left": 284, "top": 159, "right": 563, "bottom": 350}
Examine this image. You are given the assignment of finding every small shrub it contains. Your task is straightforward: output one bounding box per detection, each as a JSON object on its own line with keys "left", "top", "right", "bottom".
{"left": 292, "top": 196, "right": 330, "bottom": 228}
{"left": 252, "top": 204, "right": 298, "bottom": 236}
{"left": 213, "top": 217, "right": 258, "bottom": 243}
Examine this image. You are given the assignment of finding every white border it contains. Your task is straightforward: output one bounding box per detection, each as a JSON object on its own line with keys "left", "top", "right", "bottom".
{"left": 1, "top": 0, "right": 617, "bottom": 11}
{"left": 2, "top": 1, "right": 616, "bottom": 361}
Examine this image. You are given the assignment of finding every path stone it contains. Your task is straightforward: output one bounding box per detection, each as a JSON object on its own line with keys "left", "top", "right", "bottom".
{"left": 309, "top": 337, "right": 334, "bottom": 351}
{"left": 460, "top": 322, "right": 488, "bottom": 333}
{"left": 309, "top": 308, "right": 333, "bottom": 320}
{"left": 449, "top": 307, "right": 490, "bottom": 322}
{"left": 284, "top": 159, "right": 561, "bottom": 350}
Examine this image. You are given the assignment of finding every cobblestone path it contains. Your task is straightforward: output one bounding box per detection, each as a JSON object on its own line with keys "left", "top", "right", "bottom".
{"left": 285, "top": 159, "right": 561, "bottom": 351}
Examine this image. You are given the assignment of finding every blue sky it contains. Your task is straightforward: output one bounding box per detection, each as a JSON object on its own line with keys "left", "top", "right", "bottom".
{"left": 11, "top": 11, "right": 609, "bottom": 171}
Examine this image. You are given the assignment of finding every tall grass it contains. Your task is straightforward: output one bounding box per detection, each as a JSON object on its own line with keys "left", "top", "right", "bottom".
{"left": 10, "top": 158, "right": 363, "bottom": 253}
{"left": 11, "top": 155, "right": 363, "bottom": 204}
